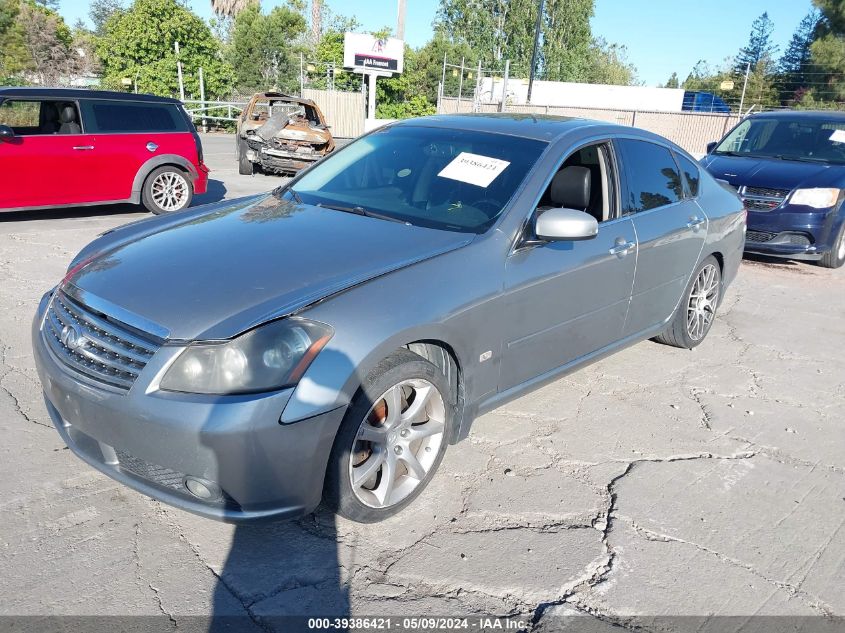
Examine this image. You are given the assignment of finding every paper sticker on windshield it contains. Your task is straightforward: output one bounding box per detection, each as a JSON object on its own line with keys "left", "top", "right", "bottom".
{"left": 438, "top": 152, "right": 510, "bottom": 188}
{"left": 830, "top": 130, "right": 845, "bottom": 143}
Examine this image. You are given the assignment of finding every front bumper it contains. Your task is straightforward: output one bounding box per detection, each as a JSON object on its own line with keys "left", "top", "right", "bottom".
{"left": 31, "top": 293, "right": 344, "bottom": 523}
{"left": 744, "top": 206, "right": 842, "bottom": 260}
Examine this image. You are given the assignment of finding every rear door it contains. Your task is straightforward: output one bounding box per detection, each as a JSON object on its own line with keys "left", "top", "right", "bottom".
{"left": 77, "top": 100, "right": 196, "bottom": 202}
{"left": 0, "top": 99, "right": 93, "bottom": 208}
{"left": 617, "top": 138, "right": 707, "bottom": 337}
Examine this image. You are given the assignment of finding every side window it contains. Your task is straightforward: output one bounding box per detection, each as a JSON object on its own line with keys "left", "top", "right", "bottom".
{"left": 674, "top": 153, "right": 700, "bottom": 198}
{"left": 618, "top": 139, "right": 683, "bottom": 213}
{"left": 81, "top": 101, "right": 185, "bottom": 133}
{"left": 0, "top": 100, "right": 43, "bottom": 134}
{"left": 537, "top": 142, "right": 616, "bottom": 224}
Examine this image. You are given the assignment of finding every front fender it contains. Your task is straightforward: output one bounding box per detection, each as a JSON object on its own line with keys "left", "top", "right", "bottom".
{"left": 278, "top": 322, "right": 474, "bottom": 425}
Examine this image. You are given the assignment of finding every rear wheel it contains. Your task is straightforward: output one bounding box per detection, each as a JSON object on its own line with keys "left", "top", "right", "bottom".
{"left": 818, "top": 223, "right": 845, "bottom": 269}
{"left": 141, "top": 166, "right": 193, "bottom": 214}
{"left": 655, "top": 255, "right": 721, "bottom": 349}
{"left": 323, "top": 349, "right": 453, "bottom": 523}
{"left": 237, "top": 138, "right": 253, "bottom": 175}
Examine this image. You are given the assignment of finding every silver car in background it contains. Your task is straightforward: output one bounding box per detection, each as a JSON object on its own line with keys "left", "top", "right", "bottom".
{"left": 32, "top": 114, "right": 745, "bottom": 523}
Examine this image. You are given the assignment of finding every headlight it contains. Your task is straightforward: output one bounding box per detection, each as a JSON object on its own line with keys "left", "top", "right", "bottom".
{"left": 160, "top": 318, "right": 333, "bottom": 395}
{"left": 789, "top": 188, "right": 842, "bottom": 209}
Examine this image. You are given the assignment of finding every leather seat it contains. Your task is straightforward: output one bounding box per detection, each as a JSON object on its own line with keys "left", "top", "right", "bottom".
{"left": 549, "top": 166, "right": 593, "bottom": 216}
{"left": 58, "top": 106, "right": 81, "bottom": 134}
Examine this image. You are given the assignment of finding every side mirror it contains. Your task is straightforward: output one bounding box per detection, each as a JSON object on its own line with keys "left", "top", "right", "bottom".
{"left": 0, "top": 125, "right": 15, "bottom": 141}
{"left": 706, "top": 141, "right": 717, "bottom": 154}
{"left": 534, "top": 208, "right": 598, "bottom": 241}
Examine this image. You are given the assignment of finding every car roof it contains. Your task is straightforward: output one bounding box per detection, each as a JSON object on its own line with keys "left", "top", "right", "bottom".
{"left": 392, "top": 112, "right": 658, "bottom": 143}
{"left": 0, "top": 87, "right": 180, "bottom": 104}
{"left": 749, "top": 109, "right": 845, "bottom": 121}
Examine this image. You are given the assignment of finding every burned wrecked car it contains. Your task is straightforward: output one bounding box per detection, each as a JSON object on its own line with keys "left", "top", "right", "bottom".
{"left": 236, "top": 92, "right": 335, "bottom": 175}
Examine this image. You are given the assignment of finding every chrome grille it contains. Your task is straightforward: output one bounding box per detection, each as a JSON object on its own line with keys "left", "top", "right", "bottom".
{"left": 740, "top": 186, "right": 790, "bottom": 212}
{"left": 42, "top": 290, "right": 160, "bottom": 390}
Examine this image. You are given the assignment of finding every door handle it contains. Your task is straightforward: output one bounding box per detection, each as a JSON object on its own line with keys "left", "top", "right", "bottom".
{"left": 609, "top": 239, "right": 635, "bottom": 257}
{"left": 687, "top": 216, "right": 706, "bottom": 229}
{"left": 72, "top": 145, "right": 94, "bottom": 150}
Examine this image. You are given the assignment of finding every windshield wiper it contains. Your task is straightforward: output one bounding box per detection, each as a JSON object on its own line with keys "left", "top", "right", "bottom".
{"left": 771, "top": 154, "right": 829, "bottom": 164}
{"left": 316, "top": 202, "right": 409, "bottom": 224}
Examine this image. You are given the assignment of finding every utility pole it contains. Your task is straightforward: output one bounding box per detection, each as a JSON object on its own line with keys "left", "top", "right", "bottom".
{"left": 175, "top": 41, "right": 185, "bottom": 102}
{"left": 526, "top": 0, "right": 545, "bottom": 104}
{"left": 397, "top": 0, "right": 406, "bottom": 40}
{"left": 739, "top": 62, "right": 751, "bottom": 114}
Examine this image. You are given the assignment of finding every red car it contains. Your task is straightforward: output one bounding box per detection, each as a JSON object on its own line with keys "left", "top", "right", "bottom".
{"left": 0, "top": 88, "right": 208, "bottom": 214}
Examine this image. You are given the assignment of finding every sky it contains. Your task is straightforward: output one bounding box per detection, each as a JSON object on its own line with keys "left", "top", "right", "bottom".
{"left": 57, "top": 0, "right": 816, "bottom": 86}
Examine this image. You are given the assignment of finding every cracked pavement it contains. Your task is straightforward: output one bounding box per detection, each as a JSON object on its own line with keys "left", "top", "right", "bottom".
{"left": 1, "top": 136, "right": 844, "bottom": 631}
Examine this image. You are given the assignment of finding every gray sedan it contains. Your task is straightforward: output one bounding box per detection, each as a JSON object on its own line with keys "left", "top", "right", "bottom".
{"left": 32, "top": 114, "right": 746, "bottom": 523}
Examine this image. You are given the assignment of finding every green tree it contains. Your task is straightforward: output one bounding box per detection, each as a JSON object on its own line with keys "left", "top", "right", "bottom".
{"left": 434, "top": 0, "right": 535, "bottom": 67}
{"left": 733, "top": 12, "right": 778, "bottom": 74}
{"left": 778, "top": 10, "right": 820, "bottom": 103}
{"left": 665, "top": 71, "right": 679, "bottom": 88}
{"left": 412, "top": 33, "right": 477, "bottom": 103}
{"left": 376, "top": 45, "right": 438, "bottom": 118}
{"left": 89, "top": 0, "right": 124, "bottom": 35}
{"left": 97, "top": 0, "right": 234, "bottom": 98}
{"left": 810, "top": 0, "right": 845, "bottom": 102}
{"left": 541, "top": 0, "right": 593, "bottom": 81}
{"left": 0, "top": 0, "right": 28, "bottom": 82}
{"left": 227, "top": 3, "right": 306, "bottom": 93}
{"left": 581, "top": 37, "right": 638, "bottom": 85}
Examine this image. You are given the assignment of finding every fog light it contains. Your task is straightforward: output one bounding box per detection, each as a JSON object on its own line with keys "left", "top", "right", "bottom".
{"left": 184, "top": 476, "right": 221, "bottom": 501}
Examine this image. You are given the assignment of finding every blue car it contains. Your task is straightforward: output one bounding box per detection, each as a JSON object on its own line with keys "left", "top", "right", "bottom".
{"left": 702, "top": 110, "right": 845, "bottom": 268}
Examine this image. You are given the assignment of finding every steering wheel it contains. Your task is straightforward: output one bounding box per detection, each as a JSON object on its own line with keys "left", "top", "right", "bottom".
{"left": 470, "top": 198, "right": 504, "bottom": 216}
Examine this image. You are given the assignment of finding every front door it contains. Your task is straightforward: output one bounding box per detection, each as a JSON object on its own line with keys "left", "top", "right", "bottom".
{"left": 500, "top": 141, "right": 637, "bottom": 391}
{"left": 0, "top": 99, "right": 94, "bottom": 209}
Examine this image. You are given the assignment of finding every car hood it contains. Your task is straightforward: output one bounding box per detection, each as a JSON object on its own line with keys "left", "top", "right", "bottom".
{"left": 702, "top": 154, "right": 836, "bottom": 190}
{"left": 66, "top": 194, "right": 473, "bottom": 341}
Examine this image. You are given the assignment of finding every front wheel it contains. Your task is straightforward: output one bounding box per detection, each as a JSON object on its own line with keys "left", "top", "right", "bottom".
{"left": 818, "top": 223, "right": 845, "bottom": 269}
{"left": 323, "top": 349, "right": 454, "bottom": 523}
{"left": 237, "top": 138, "right": 253, "bottom": 176}
{"left": 655, "top": 255, "right": 721, "bottom": 349}
{"left": 141, "top": 166, "right": 193, "bottom": 214}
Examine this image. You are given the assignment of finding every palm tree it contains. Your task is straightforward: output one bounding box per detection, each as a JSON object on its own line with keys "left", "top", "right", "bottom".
{"left": 311, "top": 0, "right": 321, "bottom": 44}
{"left": 210, "top": 0, "right": 256, "bottom": 18}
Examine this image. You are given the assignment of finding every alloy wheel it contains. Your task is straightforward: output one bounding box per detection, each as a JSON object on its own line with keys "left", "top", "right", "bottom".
{"left": 151, "top": 171, "right": 189, "bottom": 212}
{"left": 349, "top": 379, "right": 446, "bottom": 509}
{"left": 686, "top": 263, "right": 719, "bottom": 341}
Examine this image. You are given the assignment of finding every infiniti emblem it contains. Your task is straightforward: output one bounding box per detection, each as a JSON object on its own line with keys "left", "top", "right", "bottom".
{"left": 60, "top": 324, "right": 86, "bottom": 351}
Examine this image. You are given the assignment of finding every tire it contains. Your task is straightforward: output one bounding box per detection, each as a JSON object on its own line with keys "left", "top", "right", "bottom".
{"left": 818, "top": 222, "right": 845, "bottom": 269}
{"left": 237, "top": 138, "right": 253, "bottom": 175}
{"left": 654, "top": 255, "right": 722, "bottom": 349}
{"left": 323, "top": 349, "right": 454, "bottom": 523}
{"left": 141, "top": 166, "right": 193, "bottom": 214}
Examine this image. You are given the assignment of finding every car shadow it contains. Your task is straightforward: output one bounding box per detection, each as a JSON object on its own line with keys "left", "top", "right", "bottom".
{"left": 194, "top": 179, "right": 227, "bottom": 205}
{"left": 1, "top": 179, "right": 228, "bottom": 223}
{"left": 742, "top": 252, "right": 804, "bottom": 267}
{"left": 205, "top": 349, "right": 361, "bottom": 632}
{"left": 0, "top": 203, "right": 141, "bottom": 223}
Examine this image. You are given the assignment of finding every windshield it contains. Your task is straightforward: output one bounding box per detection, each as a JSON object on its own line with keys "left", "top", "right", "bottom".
{"left": 290, "top": 125, "right": 547, "bottom": 233}
{"left": 714, "top": 116, "right": 845, "bottom": 165}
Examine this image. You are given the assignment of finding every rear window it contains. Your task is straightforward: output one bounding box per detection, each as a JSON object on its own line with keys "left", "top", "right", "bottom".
{"left": 617, "top": 139, "right": 684, "bottom": 212}
{"left": 81, "top": 101, "right": 186, "bottom": 133}
{"left": 675, "top": 153, "right": 701, "bottom": 197}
